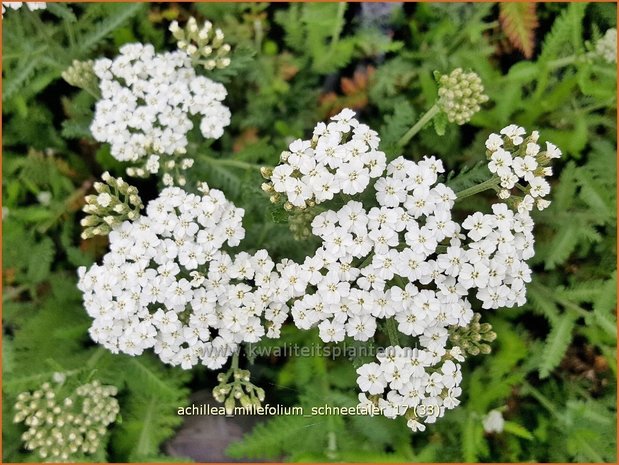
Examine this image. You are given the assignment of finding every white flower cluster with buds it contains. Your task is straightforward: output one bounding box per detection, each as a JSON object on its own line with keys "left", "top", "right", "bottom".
{"left": 77, "top": 99, "right": 561, "bottom": 431}
{"left": 78, "top": 185, "right": 292, "bottom": 370}
{"left": 170, "top": 17, "right": 231, "bottom": 70}
{"left": 13, "top": 379, "right": 119, "bottom": 462}
{"left": 595, "top": 28, "right": 617, "bottom": 64}
{"left": 91, "top": 43, "right": 230, "bottom": 178}
{"left": 485, "top": 125, "right": 561, "bottom": 212}
{"left": 2, "top": 2, "right": 45, "bottom": 15}
{"left": 81, "top": 171, "right": 143, "bottom": 239}
{"left": 357, "top": 346, "right": 464, "bottom": 432}
{"left": 263, "top": 111, "right": 559, "bottom": 432}
{"left": 263, "top": 109, "right": 387, "bottom": 209}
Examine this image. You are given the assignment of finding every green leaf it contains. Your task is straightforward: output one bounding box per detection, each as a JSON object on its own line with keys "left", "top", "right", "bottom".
{"left": 503, "top": 420, "right": 534, "bottom": 440}
{"left": 26, "top": 237, "right": 55, "bottom": 283}
{"left": 379, "top": 100, "right": 416, "bottom": 156}
{"left": 499, "top": 3, "right": 538, "bottom": 58}
{"left": 433, "top": 111, "right": 448, "bottom": 136}
{"left": 539, "top": 316, "right": 576, "bottom": 378}
{"left": 544, "top": 224, "right": 580, "bottom": 270}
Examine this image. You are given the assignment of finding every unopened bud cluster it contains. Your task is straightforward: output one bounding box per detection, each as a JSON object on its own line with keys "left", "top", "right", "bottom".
{"left": 213, "top": 367, "right": 266, "bottom": 413}
{"left": 61, "top": 60, "right": 98, "bottom": 96}
{"left": 595, "top": 28, "right": 617, "bottom": 64}
{"left": 449, "top": 313, "right": 496, "bottom": 356}
{"left": 288, "top": 208, "right": 316, "bottom": 241}
{"left": 13, "top": 379, "right": 119, "bottom": 462}
{"left": 437, "top": 68, "right": 489, "bottom": 125}
{"left": 81, "top": 172, "right": 143, "bottom": 239}
{"left": 170, "top": 17, "right": 231, "bottom": 70}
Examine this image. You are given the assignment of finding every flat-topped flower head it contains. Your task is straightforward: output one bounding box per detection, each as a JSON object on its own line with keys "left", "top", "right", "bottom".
{"left": 262, "top": 109, "right": 387, "bottom": 209}
{"left": 78, "top": 184, "right": 290, "bottom": 370}
{"left": 485, "top": 125, "right": 561, "bottom": 212}
{"left": 90, "top": 43, "right": 230, "bottom": 180}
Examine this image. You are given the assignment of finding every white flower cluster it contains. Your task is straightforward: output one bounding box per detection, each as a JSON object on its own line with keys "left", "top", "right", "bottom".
{"left": 485, "top": 125, "right": 561, "bottom": 211}
{"left": 285, "top": 155, "right": 539, "bottom": 336}
{"left": 595, "top": 28, "right": 617, "bottom": 64}
{"left": 78, "top": 185, "right": 290, "bottom": 370}
{"left": 2, "top": 2, "right": 45, "bottom": 15}
{"left": 272, "top": 115, "right": 554, "bottom": 431}
{"left": 264, "top": 109, "right": 387, "bottom": 208}
{"left": 91, "top": 43, "right": 231, "bottom": 178}
{"left": 289, "top": 155, "right": 478, "bottom": 346}
{"left": 357, "top": 346, "right": 464, "bottom": 432}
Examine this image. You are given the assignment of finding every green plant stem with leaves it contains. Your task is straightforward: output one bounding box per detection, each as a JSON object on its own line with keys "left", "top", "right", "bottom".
{"left": 397, "top": 104, "right": 440, "bottom": 148}
{"left": 455, "top": 175, "right": 501, "bottom": 201}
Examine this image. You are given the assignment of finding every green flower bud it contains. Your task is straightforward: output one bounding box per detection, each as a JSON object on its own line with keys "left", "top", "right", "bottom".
{"left": 170, "top": 17, "right": 232, "bottom": 70}
{"left": 13, "top": 377, "right": 119, "bottom": 462}
{"left": 437, "top": 68, "right": 488, "bottom": 125}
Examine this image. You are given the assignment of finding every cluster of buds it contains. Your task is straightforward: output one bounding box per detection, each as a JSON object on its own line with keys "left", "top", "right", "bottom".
{"left": 595, "top": 28, "right": 617, "bottom": 64}
{"left": 81, "top": 172, "right": 143, "bottom": 239}
{"left": 213, "top": 366, "right": 265, "bottom": 414}
{"left": 485, "top": 125, "right": 561, "bottom": 212}
{"left": 126, "top": 155, "right": 195, "bottom": 187}
{"left": 169, "top": 17, "right": 231, "bottom": 70}
{"left": 288, "top": 208, "right": 316, "bottom": 241}
{"left": 13, "top": 378, "right": 119, "bottom": 462}
{"left": 61, "top": 60, "right": 99, "bottom": 97}
{"left": 449, "top": 313, "right": 496, "bottom": 356}
{"left": 437, "top": 68, "right": 489, "bottom": 125}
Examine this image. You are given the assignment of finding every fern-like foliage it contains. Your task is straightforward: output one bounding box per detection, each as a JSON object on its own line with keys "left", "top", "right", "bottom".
{"left": 537, "top": 3, "right": 587, "bottom": 64}
{"left": 499, "top": 3, "right": 539, "bottom": 58}
{"left": 2, "top": 3, "right": 144, "bottom": 104}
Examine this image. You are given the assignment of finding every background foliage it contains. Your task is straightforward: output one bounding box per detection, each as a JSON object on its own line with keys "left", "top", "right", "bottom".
{"left": 2, "top": 2, "right": 617, "bottom": 463}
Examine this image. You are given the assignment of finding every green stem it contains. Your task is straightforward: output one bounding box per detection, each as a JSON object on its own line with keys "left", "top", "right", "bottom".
{"left": 203, "top": 154, "right": 266, "bottom": 171}
{"left": 521, "top": 381, "right": 562, "bottom": 421}
{"left": 547, "top": 55, "right": 577, "bottom": 71}
{"left": 86, "top": 347, "right": 105, "bottom": 369}
{"left": 231, "top": 350, "right": 240, "bottom": 372}
{"left": 385, "top": 318, "right": 400, "bottom": 347}
{"left": 455, "top": 175, "right": 501, "bottom": 201}
{"left": 397, "top": 104, "right": 441, "bottom": 148}
{"left": 546, "top": 51, "right": 600, "bottom": 72}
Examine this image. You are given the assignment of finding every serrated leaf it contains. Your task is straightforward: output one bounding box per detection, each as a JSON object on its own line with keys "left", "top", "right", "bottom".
{"left": 503, "top": 420, "right": 534, "bottom": 440}
{"left": 538, "top": 3, "right": 587, "bottom": 63}
{"left": 544, "top": 224, "right": 580, "bottom": 270}
{"left": 379, "top": 100, "right": 416, "bottom": 156}
{"left": 26, "top": 237, "right": 55, "bottom": 283}
{"left": 577, "top": 171, "right": 614, "bottom": 219}
{"left": 433, "top": 111, "right": 448, "bottom": 136}
{"left": 499, "top": 3, "right": 538, "bottom": 58}
{"left": 539, "top": 316, "right": 575, "bottom": 378}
